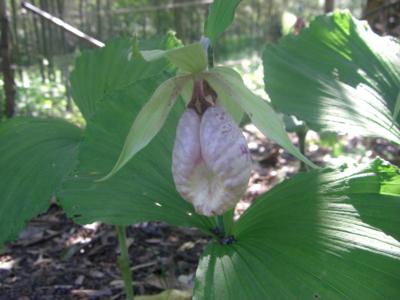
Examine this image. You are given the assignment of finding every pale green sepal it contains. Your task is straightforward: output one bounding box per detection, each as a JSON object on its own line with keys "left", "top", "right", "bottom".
{"left": 207, "top": 67, "right": 244, "bottom": 124}
{"left": 180, "top": 79, "right": 193, "bottom": 106}
{"left": 204, "top": 67, "right": 318, "bottom": 169}
{"left": 180, "top": 68, "right": 244, "bottom": 123}
{"left": 141, "top": 43, "right": 207, "bottom": 74}
{"left": 98, "top": 75, "right": 191, "bottom": 181}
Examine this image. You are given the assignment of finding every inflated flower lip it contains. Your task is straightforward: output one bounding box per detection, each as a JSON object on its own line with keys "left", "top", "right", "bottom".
{"left": 172, "top": 79, "right": 251, "bottom": 216}
{"left": 172, "top": 105, "right": 251, "bottom": 216}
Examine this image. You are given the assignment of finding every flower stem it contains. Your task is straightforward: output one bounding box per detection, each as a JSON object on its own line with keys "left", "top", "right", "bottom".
{"left": 116, "top": 225, "right": 134, "bottom": 300}
{"left": 297, "top": 129, "right": 308, "bottom": 172}
{"left": 207, "top": 45, "right": 214, "bottom": 69}
{"left": 216, "top": 215, "right": 225, "bottom": 237}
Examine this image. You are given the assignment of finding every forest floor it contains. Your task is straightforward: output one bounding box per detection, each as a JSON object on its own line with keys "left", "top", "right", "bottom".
{"left": 1, "top": 126, "right": 398, "bottom": 300}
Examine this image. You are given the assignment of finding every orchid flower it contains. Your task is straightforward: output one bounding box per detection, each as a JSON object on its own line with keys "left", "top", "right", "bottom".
{"left": 98, "top": 40, "right": 317, "bottom": 215}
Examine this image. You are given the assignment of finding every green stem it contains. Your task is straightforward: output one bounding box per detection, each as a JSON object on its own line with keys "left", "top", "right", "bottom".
{"left": 216, "top": 215, "right": 225, "bottom": 237}
{"left": 297, "top": 129, "right": 308, "bottom": 172}
{"left": 116, "top": 225, "right": 134, "bottom": 300}
{"left": 207, "top": 44, "right": 214, "bottom": 69}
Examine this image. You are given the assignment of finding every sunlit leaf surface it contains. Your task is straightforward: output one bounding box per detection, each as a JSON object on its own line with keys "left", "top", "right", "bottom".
{"left": 263, "top": 11, "right": 400, "bottom": 144}
{"left": 194, "top": 158, "right": 400, "bottom": 299}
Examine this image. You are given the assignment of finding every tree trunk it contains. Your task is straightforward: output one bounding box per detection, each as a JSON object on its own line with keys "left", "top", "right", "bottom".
{"left": 39, "top": 0, "right": 53, "bottom": 81}
{"left": 10, "top": 0, "right": 21, "bottom": 80}
{"left": 173, "top": 0, "right": 184, "bottom": 39}
{"left": 324, "top": 0, "right": 335, "bottom": 13}
{"left": 106, "top": 0, "right": 113, "bottom": 38}
{"left": 96, "top": 0, "right": 102, "bottom": 38}
{"left": 0, "top": 0, "right": 16, "bottom": 118}
{"left": 32, "top": 10, "right": 46, "bottom": 82}
{"left": 56, "top": 0, "right": 67, "bottom": 54}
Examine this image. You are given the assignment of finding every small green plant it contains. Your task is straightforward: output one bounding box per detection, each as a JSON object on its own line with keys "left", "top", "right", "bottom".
{"left": 0, "top": 2, "right": 399, "bottom": 299}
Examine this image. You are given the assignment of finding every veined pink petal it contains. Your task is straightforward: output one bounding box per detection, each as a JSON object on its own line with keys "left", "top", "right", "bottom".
{"left": 172, "top": 109, "right": 201, "bottom": 199}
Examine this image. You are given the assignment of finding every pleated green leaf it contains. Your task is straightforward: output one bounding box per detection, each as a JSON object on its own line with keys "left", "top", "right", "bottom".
{"left": 393, "top": 92, "right": 400, "bottom": 127}
{"left": 0, "top": 118, "right": 82, "bottom": 245}
{"left": 59, "top": 78, "right": 212, "bottom": 232}
{"left": 263, "top": 11, "right": 400, "bottom": 144}
{"left": 194, "top": 158, "right": 400, "bottom": 299}
{"left": 70, "top": 37, "right": 174, "bottom": 120}
{"left": 203, "top": 67, "right": 317, "bottom": 168}
{"left": 204, "top": 0, "right": 242, "bottom": 45}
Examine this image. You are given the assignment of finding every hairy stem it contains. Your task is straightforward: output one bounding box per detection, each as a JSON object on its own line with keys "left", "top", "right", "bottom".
{"left": 116, "top": 225, "right": 134, "bottom": 300}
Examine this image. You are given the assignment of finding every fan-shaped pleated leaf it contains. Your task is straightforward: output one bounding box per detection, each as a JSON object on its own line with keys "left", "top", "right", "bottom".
{"left": 194, "top": 158, "right": 400, "bottom": 299}
{"left": 263, "top": 11, "right": 400, "bottom": 144}
{"left": 71, "top": 36, "right": 177, "bottom": 120}
{"left": 0, "top": 118, "right": 82, "bottom": 246}
{"left": 59, "top": 78, "right": 213, "bottom": 232}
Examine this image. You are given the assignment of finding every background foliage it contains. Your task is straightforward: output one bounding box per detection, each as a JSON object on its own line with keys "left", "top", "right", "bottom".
{"left": 1, "top": 0, "right": 371, "bottom": 120}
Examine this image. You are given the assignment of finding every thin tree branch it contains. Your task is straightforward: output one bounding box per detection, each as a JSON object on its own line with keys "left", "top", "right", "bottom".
{"left": 21, "top": 1, "right": 104, "bottom": 48}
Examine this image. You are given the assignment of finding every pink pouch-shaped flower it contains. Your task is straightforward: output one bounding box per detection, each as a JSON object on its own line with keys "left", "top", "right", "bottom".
{"left": 172, "top": 105, "right": 251, "bottom": 216}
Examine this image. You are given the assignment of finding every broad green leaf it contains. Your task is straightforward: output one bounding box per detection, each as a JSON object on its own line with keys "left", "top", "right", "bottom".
{"left": 0, "top": 118, "right": 82, "bottom": 245}
{"left": 141, "top": 43, "right": 207, "bottom": 74}
{"left": 204, "top": 0, "right": 241, "bottom": 45}
{"left": 221, "top": 209, "right": 235, "bottom": 236}
{"left": 59, "top": 78, "right": 213, "bottom": 232}
{"left": 100, "top": 75, "right": 192, "bottom": 180}
{"left": 71, "top": 37, "right": 174, "bottom": 120}
{"left": 194, "top": 158, "right": 400, "bottom": 299}
{"left": 263, "top": 11, "right": 400, "bottom": 144}
{"left": 203, "top": 67, "right": 317, "bottom": 168}
{"left": 393, "top": 92, "right": 400, "bottom": 127}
